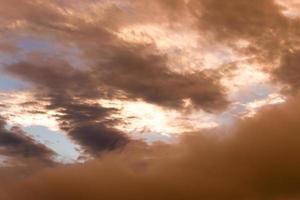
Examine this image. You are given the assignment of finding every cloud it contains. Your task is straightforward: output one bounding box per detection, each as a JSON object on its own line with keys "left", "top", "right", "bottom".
{"left": 0, "top": 94, "right": 300, "bottom": 199}
{"left": 192, "top": 0, "right": 287, "bottom": 36}
{"left": 51, "top": 100, "right": 129, "bottom": 155}
{"left": 5, "top": 45, "right": 229, "bottom": 154}
{"left": 1, "top": 1, "right": 300, "bottom": 199}
{"left": 0, "top": 41, "right": 19, "bottom": 54}
{"left": 273, "top": 50, "right": 300, "bottom": 91}
{"left": 183, "top": 0, "right": 300, "bottom": 95}
{"left": 188, "top": 0, "right": 289, "bottom": 56}
{"left": 5, "top": 59, "right": 129, "bottom": 155}
{"left": 96, "top": 45, "right": 228, "bottom": 111}
{"left": 1, "top": 0, "right": 229, "bottom": 110}
{"left": 0, "top": 116, "right": 55, "bottom": 163}
{"left": 7, "top": 59, "right": 100, "bottom": 99}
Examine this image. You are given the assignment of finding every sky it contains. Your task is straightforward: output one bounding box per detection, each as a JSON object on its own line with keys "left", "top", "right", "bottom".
{"left": 0, "top": 0, "right": 300, "bottom": 199}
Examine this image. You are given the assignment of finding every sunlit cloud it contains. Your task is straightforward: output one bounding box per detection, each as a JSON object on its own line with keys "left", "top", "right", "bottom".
{"left": 243, "top": 93, "right": 286, "bottom": 118}
{"left": 0, "top": 91, "right": 60, "bottom": 131}
{"left": 1, "top": 0, "right": 300, "bottom": 199}
{"left": 221, "top": 63, "right": 275, "bottom": 100}
{"left": 277, "top": 0, "right": 300, "bottom": 18}
{"left": 116, "top": 23, "right": 239, "bottom": 73}
{"left": 100, "top": 99, "right": 219, "bottom": 138}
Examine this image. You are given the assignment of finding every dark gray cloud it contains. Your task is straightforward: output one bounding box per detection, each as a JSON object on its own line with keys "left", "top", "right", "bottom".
{"left": 7, "top": 59, "right": 101, "bottom": 99}
{"left": 5, "top": 45, "right": 228, "bottom": 154}
{"left": 0, "top": 116, "right": 55, "bottom": 163}
{"left": 70, "top": 124, "right": 128, "bottom": 154}
{"left": 4, "top": 3, "right": 231, "bottom": 154}
{"left": 6, "top": 59, "right": 129, "bottom": 155}
{"left": 96, "top": 46, "right": 228, "bottom": 111}
{"left": 49, "top": 99, "right": 129, "bottom": 155}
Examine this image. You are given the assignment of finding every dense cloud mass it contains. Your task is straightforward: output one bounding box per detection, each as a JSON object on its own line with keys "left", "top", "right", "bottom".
{"left": 1, "top": 0, "right": 300, "bottom": 199}
{"left": 1, "top": 0, "right": 231, "bottom": 154}
{"left": 190, "top": 0, "right": 288, "bottom": 47}
{"left": 96, "top": 46, "right": 228, "bottom": 111}
{"left": 274, "top": 50, "right": 300, "bottom": 91}
{"left": 1, "top": 95, "right": 300, "bottom": 200}
{"left": 188, "top": 0, "right": 300, "bottom": 81}
{"left": 6, "top": 59, "right": 129, "bottom": 155}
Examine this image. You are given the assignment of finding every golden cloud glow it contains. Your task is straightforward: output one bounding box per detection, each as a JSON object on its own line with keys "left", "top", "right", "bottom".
{"left": 243, "top": 93, "right": 286, "bottom": 118}
{"left": 116, "top": 24, "right": 239, "bottom": 73}
{"left": 100, "top": 99, "right": 219, "bottom": 138}
{"left": 0, "top": 91, "right": 60, "bottom": 131}
{"left": 277, "top": 0, "right": 300, "bottom": 18}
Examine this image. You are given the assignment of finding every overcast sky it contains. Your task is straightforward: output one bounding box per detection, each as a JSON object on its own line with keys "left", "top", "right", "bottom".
{"left": 1, "top": 0, "right": 300, "bottom": 199}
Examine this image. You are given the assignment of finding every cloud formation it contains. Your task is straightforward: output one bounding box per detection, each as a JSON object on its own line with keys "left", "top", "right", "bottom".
{"left": 187, "top": 0, "right": 300, "bottom": 87}
{"left": 0, "top": 0, "right": 234, "bottom": 156}
{"left": 1, "top": 0, "right": 300, "bottom": 199}
{"left": 274, "top": 50, "right": 300, "bottom": 91}
{"left": 1, "top": 95, "right": 300, "bottom": 200}
{"left": 6, "top": 59, "right": 129, "bottom": 155}
{"left": 96, "top": 46, "right": 228, "bottom": 111}
{"left": 0, "top": 116, "right": 55, "bottom": 163}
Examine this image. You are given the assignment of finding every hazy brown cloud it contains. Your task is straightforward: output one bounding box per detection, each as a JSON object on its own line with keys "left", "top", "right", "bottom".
{"left": 1, "top": 0, "right": 300, "bottom": 199}
{"left": 0, "top": 41, "right": 19, "bottom": 54}
{"left": 191, "top": 0, "right": 287, "bottom": 39}
{"left": 5, "top": 46, "right": 229, "bottom": 154}
{"left": 74, "top": 0, "right": 300, "bottom": 99}
{"left": 0, "top": 0, "right": 68, "bottom": 31}
{"left": 7, "top": 59, "right": 101, "bottom": 99}
{"left": 188, "top": 0, "right": 289, "bottom": 59}
{"left": 0, "top": 116, "right": 55, "bottom": 163}
{"left": 0, "top": 94, "right": 299, "bottom": 200}
{"left": 183, "top": 0, "right": 300, "bottom": 95}
{"left": 274, "top": 50, "right": 300, "bottom": 91}
{"left": 96, "top": 46, "right": 228, "bottom": 111}
{"left": 1, "top": 0, "right": 229, "bottom": 110}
